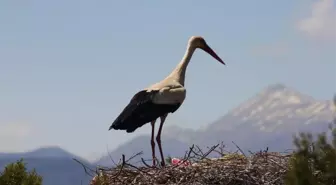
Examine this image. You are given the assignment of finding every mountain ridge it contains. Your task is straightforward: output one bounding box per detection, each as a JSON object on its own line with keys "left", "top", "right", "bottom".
{"left": 0, "top": 146, "right": 93, "bottom": 185}
{"left": 0, "top": 146, "right": 89, "bottom": 163}
{"left": 97, "top": 83, "right": 335, "bottom": 165}
{"left": 207, "top": 83, "right": 334, "bottom": 132}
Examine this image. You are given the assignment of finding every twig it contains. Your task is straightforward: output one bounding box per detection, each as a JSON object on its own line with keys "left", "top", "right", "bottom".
{"left": 73, "top": 158, "right": 96, "bottom": 177}
{"left": 106, "top": 144, "right": 118, "bottom": 167}
{"left": 125, "top": 151, "right": 143, "bottom": 163}
{"left": 232, "top": 141, "right": 247, "bottom": 157}
{"left": 110, "top": 154, "right": 126, "bottom": 179}
{"left": 172, "top": 144, "right": 195, "bottom": 169}
{"left": 201, "top": 144, "right": 219, "bottom": 160}
{"left": 141, "top": 158, "right": 153, "bottom": 168}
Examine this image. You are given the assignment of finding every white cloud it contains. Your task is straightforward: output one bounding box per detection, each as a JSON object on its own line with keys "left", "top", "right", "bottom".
{"left": 297, "top": 0, "right": 336, "bottom": 40}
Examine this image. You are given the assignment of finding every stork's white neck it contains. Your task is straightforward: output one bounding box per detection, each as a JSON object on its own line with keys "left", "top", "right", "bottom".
{"left": 166, "top": 44, "right": 196, "bottom": 86}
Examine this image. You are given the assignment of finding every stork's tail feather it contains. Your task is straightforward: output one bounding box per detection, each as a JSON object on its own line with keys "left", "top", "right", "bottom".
{"left": 109, "top": 119, "right": 127, "bottom": 131}
{"left": 109, "top": 124, "right": 136, "bottom": 133}
{"left": 109, "top": 117, "right": 148, "bottom": 133}
{"left": 109, "top": 125, "right": 129, "bottom": 131}
{"left": 108, "top": 124, "right": 116, "bottom": 131}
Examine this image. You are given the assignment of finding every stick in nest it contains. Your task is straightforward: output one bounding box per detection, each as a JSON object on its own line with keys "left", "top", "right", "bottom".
{"left": 72, "top": 158, "right": 96, "bottom": 177}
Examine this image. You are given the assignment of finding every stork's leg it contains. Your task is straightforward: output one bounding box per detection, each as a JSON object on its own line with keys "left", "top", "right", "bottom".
{"left": 156, "top": 114, "right": 168, "bottom": 167}
{"left": 150, "top": 120, "right": 156, "bottom": 166}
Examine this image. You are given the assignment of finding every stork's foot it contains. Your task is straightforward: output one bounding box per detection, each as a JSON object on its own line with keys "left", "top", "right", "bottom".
{"left": 160, "top": 160, "right": 165, "bottom": 167}
{"left": 152, "top": 157, "right": 157, "bottom": 167}
{"left": 151, "top": 157, "right": 161, "bottom": 168}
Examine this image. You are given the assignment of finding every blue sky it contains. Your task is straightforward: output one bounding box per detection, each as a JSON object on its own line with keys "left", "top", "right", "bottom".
{"left": 0, "top": 0, "right": 335, "bottom": 161}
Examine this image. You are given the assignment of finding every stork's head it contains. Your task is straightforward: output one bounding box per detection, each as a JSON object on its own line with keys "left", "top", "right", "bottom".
{"left": 188, "top": 36, "right": 225, "bottom": 65}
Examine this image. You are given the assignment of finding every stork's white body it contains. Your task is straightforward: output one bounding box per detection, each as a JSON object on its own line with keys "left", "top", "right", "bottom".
{"left": 109, "top": 36, "right": 225, "bottom": 167}
{"left": 146, "top": 80, "right": 186, "bottom": 105}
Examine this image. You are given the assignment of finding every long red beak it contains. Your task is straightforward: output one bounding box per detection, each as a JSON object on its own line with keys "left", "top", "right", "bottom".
{"left": 202, "top": 44, "right": 225, "bottom": 65}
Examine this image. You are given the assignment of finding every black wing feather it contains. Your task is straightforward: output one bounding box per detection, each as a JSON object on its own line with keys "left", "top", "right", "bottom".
{"left": 109, "top": 89, "right": 181, "bottom": 133}
{"left": 109, "top": 90, "right": 158, "bottom": 132}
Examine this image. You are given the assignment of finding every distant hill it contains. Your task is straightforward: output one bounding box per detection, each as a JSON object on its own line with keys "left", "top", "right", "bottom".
{"left": 97, "top": 84, "right": 335, "bottom": 164}
{"left": 0, "top": 146, "right": 82, "bottom": 159}
{"left": 0, "top": 146, "right": 93, "bottom": 185}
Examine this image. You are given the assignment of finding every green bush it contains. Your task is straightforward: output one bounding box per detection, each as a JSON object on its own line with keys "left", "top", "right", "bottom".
{"left": 285, "top": 96, "right": 336, "bottom": 185}
{"left": 0, "top": 159, "right": 43, "bottom": 185}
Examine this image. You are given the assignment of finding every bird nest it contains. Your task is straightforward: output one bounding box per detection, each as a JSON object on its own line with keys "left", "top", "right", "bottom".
{"left": 75, "top": 143, "right": 293, "bottom": 185}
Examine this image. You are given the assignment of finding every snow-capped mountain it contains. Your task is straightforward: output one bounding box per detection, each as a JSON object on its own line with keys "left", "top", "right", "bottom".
{"left": 98, "top": 84, "right": 335, "bottom": 164}
{"left": 208, "top": 83, "right": 335, "bottom": 133}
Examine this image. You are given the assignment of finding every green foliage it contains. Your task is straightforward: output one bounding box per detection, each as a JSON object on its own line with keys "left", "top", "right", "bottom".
{"left": 0, "top": 159, "right": 43, "bottom": 185}
{"left": 165, "top": 155, "right": 172, "bottom": 165}
{"left": 285, "top": 95, "right": 336, "bottom": 185}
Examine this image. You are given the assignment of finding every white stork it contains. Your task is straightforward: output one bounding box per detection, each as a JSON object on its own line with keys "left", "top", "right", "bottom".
{"left": 109, "top": 36, "right": 225, "bottom": 167}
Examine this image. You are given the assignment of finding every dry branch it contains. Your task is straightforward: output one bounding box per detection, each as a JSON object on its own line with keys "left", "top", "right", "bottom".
{"left": 84, "top": 143, "right": 293, "bottom": 185}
